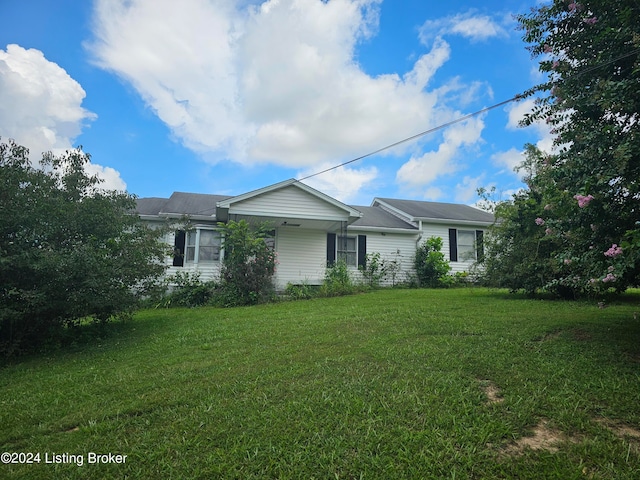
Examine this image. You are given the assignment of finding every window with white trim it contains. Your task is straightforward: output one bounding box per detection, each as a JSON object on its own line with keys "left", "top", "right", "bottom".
{"left": 186, "top": 229, "right": 221, "bottom": 263}
{"left": 449, "top": 229, "right": 484, "bottom": 262}
{"left": 457, "top": 230, "right": 476, "bottom": 261}
{"left": 337, "top": 235, "right": 357, "bottom": 266}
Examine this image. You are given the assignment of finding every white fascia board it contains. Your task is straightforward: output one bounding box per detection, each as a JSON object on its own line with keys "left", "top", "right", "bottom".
{"left": 418, "top": 217, "right": 494, "bottom": 227}
{"left": 347, "top": 226, "right": 419, "bottom": 235}
{"left": 371, "top": 198, "right": 415, "bottom": 222}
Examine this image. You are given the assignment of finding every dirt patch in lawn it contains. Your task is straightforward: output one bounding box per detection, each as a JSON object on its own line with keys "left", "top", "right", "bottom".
{"left": 501, "top": 420, "right": 580, "bottom": 456}
{"left": 595, "top": 418, "right": 640, "bottom": 454}
{"left": 479, "top": 379, "right": 504, "bottom": 405}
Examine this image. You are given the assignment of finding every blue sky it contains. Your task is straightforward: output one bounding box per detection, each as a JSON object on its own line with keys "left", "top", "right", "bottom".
{"left": 0, "top": 0, "right": 551, "bottom": 206}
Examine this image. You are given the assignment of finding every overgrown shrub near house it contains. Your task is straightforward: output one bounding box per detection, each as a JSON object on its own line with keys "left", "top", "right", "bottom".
{"left": 414, "top": 237, "right": 452, "bottom": 288}
{"left": 164, "top": 272, "right": 216, "bottom": 308}
{"left": 213, "top": 220, "right": 276, "bottom": 307}
{"left": 320, "top": 260, "right": 355, "bottom": 296}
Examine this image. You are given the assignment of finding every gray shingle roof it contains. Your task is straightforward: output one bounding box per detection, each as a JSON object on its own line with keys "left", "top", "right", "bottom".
{"left": 134, "top": 192, "right": 233, "bottom": 217}
{"left": 349, "top": 205, "right": 417, "bottom": 230}
{"left": 135, "top": 197, "right": 169, "bottom": 215}
{"left": 375, "top": 198, "right": 494, "bottom": 223}
{"left": 160, "top": 192, "right": 232, "bottom": 217}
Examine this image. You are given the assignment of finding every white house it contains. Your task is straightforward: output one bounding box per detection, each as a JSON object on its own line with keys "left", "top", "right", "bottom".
{"left": 135, "top": 179, "right": 494, "bottom": 289}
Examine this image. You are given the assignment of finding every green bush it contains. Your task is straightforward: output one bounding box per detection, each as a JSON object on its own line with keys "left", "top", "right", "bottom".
{"left": 164, "top": 272, "right": 216, "bottom": 308}
{"left": 214, "top": 220, "right": 276, "bottom": 307}
{"left": 320, "top": 260, "right": 355, "bottom": 297}
{"left": 284, "top": 282, "right": 316, "bottom": 300}
{"left": 414, "top": 237, "right": 452, "bottom": 288}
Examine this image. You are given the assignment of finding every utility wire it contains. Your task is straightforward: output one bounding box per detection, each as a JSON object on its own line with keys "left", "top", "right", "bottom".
{"left": 297, "top": 47, "right": 640, "bottom": 183}
{"left": 297, "top": 94, "right": 524, "bottom": 182}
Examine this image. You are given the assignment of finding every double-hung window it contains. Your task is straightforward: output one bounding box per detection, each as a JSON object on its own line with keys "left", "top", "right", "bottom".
{"left": 326, "top": 233, "right": 367, "bottom": 268}
{"left": 337, "top": 235, "right": 357, "bottom": 266}
{"left": 449, "top": 229, "right": 484, "bottom": 262}
{"left": 174, "top": 228, "right": 221, "bottom": 266}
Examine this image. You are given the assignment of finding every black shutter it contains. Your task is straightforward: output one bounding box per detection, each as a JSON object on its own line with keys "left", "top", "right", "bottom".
{"left": 326, "top": 233, "right": 336, "bottom": 266}
{"left": 449, "top": 229, "right": 458, "bottom": 262}
{"left": 173, "top": 230, "right": 186, "bottom": 267}
{"left": 476, "top": 230, "right": 484, "bottom": 261}
{"left": 357, "top": 235, "right": 367, "bottom": 268}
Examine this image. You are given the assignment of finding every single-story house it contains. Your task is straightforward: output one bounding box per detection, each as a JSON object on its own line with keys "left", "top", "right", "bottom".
{"left": 135, "top": 178, "right": 494, "bottom": 289}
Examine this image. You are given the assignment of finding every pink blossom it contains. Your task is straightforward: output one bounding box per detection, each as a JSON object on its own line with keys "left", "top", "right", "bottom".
{"left": 545, "top": 228, "right": 553, "bottom": 236}
{"left": 552, "top": 60, "right": 560, "bottom": 70}
{"left": 535, "top": 217, "right": 545, "bottom": 226}
{"left": 604, "top": 244, "right": 623, "bottom": 258}
{"left": 543, "top": 44, "right": 552, "bottom": 53}
{"left": 602, "top": 273, "right": 616, "bottom": 283}
{"left": 564, "top": 258, "right": 572, "bottom": 265}
{"left": 568, "top": 2, "right": 578, "bottom": 12}
{"left": 574, "top": 194, "right": 594, "bottom": 207}
{"left": 583, "top": 17, "right": 597, "bottom": 25}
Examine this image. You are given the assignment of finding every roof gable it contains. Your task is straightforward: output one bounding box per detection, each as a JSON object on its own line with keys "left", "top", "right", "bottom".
{"left": 217, "top": 179, "right": 362, "bottom": 221}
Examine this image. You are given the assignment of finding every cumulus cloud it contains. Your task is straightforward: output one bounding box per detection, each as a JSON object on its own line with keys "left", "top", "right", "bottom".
{"left": 87, "top": 0, "right": 490, "bottom": 198}
{"left": 0, "top": 44, "right": 126, "bottom": 190}
{"left": 297, "top": 163, "right": 378, "bottom": 204}
{"left": 492, "top": 147, "right": 524, "bottom": 174}
{"left": 419, "top": 10, "right": 508, "bottom": 44}
{"left": 505, "top": 98, "right": 555, "bottom": 153}
{"left": 395, "top": 115, "right": 485, "bottom": 192}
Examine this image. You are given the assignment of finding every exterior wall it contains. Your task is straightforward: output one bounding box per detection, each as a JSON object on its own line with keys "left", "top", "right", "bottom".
{"left": 274, "top": 227, "right": 327, "bottom": 288}
{"left": 348, "top": 230, "right": 418, "bottom": 285}
{"left": 419, "top": 223, "right": 485, "bottom": 275}
{"left": 230, "top": 185, "right": 347, "bottom": 220}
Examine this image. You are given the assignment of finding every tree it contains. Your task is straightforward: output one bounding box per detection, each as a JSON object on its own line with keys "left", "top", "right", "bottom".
{"left": 215, "top": 220, "right": 276, "bottom": 306}
{"left": 0, "top": 139, "right": 168, "bottom": 355}
{"left": 414, "top": 237, "right": 451, "bottom": 288}
{"left": 482, "top": 1, "right": 640, "bottom": 297}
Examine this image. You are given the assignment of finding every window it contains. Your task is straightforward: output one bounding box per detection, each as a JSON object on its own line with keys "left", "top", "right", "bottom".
{"left": 457, "top": 230, "right": 476, "bottom": 261}
{"left": 337, "top": 235, "right": 357, "bottom": 266}
{"left": 449, "top": 229, "right": 484, "bottom": 262}
{"left": 184, "top": 229, "right": 221, "bottom": 264}
{"left": 327, "top": 233, "right": 367, "bottom": 268}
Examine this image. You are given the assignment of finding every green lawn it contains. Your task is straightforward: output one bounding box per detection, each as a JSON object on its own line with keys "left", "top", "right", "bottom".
{"left": 1, "top": 288, "right": 639, "bottom": 479}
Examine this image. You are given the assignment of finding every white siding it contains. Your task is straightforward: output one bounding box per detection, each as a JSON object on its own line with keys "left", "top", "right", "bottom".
{"left": 275, "top": 228, "right": 327, "bottom": 288}
{"left": 419, "top": 223, "right": 484, "bottom": 274}
{"left": 230, "top": 185, "right": 347, "bottom": 220}
{"left": 349, "top": 230, "right": 418, "bottom": 285}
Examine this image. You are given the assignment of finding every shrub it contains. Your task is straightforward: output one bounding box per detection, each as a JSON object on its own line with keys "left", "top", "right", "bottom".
{"left": 214, "top": 220, "right": 276, "bottom": 307}
{"left": 320, "top": 260, "right": 355, "bottom": 296}
{"left": 164, "top": 272, "right": 216, "bottom": 308}
{"left": 284, "top": 282, "right": 316, "bottom": 300}
{"left": 414, "top": 237, "right": 452, "bottom": 288}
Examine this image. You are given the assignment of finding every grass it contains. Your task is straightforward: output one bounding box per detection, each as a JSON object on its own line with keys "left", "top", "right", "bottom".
{"left": 1, "top": 288, "right": 640, "bottom": 479}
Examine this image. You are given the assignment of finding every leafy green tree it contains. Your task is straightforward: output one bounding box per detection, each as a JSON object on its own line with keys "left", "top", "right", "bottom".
{"left": 215, "top": 220, "right": 276, "bottom": 306}
{"left": 483, "top": 1, "right": 640, "bottom": 297}
{"left": 414, "top": 237, "right": 451, "bottom": 288}
{"left": 0, "top": 139, "right": 168, "bottom": 355}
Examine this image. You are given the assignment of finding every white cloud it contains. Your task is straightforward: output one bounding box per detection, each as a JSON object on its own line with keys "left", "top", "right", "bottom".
{"left": 395, "top": 116, "right": 485, "bottom": 190}
{"left": 455, "top": 174, "right": 485, "bottom": 204}
{"left": 0, "top": 44, "right": 126, "bottom": 190}
{"left": 492, "top": 147, "right": 524, "bottom": 174}
{"left": 88, "top": 0, "right": 488, "bottom": 198}
{"left": 419, "top": 10, "right": 508, "bottom": 44}
{"left": 505, "top": 99, "right": 555, "bottom": 154}
{"left": 296, "top": 163, "right": 378, "bottom": 204}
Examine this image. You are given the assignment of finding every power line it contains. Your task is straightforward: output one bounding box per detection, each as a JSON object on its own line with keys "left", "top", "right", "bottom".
{"left": 297, "top": 47, "right": 640, "bottom": 183}
{"left": 297, "top": 94, "right": 524, "bottom": 182}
